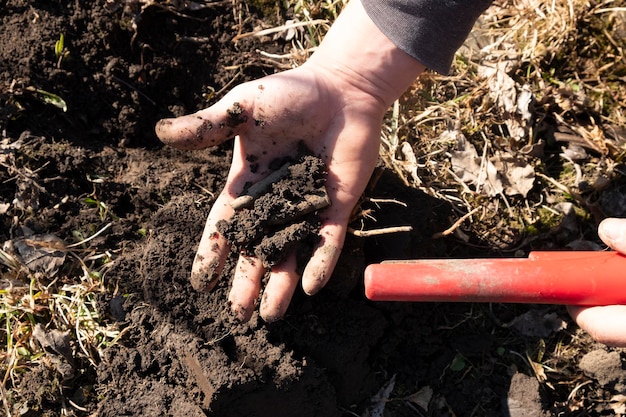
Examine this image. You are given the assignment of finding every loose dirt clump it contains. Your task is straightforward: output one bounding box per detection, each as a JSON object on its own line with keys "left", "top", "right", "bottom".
{"left": 218, "top": 146, "right": 329, "bottom": 268}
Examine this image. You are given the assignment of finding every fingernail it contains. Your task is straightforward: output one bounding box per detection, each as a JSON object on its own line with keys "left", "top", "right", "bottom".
{"left": 302, "top": 244, "right": 340, "bottom": 295}
{"left": 190, "top": 257, "right": 220, "bottom": 292}
{"left": 302, "top": 265, "right": 325, "bottom": 295}
{"left": 260, "top": 313, "right": 282, "bottom": 323}
{"left": 230, "top": 302, "right": 251, "bottom": 323}
{"left": 259, "top": 293, "right": 283, "bottom": 323}
{"left": 155, "top": 118, "right": 172, "bottom": 136}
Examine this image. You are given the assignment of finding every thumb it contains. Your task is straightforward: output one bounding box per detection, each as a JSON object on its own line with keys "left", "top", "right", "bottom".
{"left": 598, "top": 218, "right": 626, "bottom": 254}
{"left": 568, "top": 305, "right": 626, "bottom": 347}
{"left": 155, "top": 86, "right": 253, "bottom": 150}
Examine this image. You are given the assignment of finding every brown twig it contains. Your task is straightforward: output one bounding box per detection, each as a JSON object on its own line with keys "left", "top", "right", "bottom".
{"left": 348, "top": 226, "right": 413, "bottom": 237}
{"left": 230, "top": 162, "right": 292, "bottom": 210}
{"left": 232, "top": 19, "right": 328, "bottom": 41}
{"left": 432, "top": 206, "right": 481, "bottom": 239}
{"left": 366, "top": 197, "right": 408, "bottom": 208}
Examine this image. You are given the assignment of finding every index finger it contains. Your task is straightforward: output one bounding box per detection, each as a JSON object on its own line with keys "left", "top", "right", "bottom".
{"left": 155, "top": 88, "right": 253, "bottom": 150}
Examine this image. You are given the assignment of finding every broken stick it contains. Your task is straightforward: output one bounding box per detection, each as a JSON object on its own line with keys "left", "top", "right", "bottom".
{"left": 230, "top": 162, "right": 292, "bottom": 210}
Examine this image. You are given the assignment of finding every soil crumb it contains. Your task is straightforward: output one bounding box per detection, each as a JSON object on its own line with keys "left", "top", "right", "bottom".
{"left": 217, "top": 145, "right": 328, "bottom": 268}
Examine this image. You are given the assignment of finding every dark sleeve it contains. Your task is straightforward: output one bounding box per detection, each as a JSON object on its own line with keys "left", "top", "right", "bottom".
{"left": 361, "top": 0, "right": 493, "bottom": 74}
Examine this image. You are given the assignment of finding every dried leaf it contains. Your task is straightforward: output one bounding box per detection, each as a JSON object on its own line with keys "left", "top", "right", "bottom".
{"left": 450, "top": 134, "right": 503, "bottom": 196}
{"left": 520, "top": 139, "right": 545, "bottom": 158}
{"left": 609, "top": 394, "right": 626, "bottom": 415}
{"left": 528, "top": 358, "right": 547, "bottom": 383}
{"left": 478, "top": 63, "right": 534, "bottom": 141}
{"left": 32, "top": 323, "right": 73, "bottom": 363}
{"left": 406, "top": 386, "right": 433, "bottom": 410}
{"left": 12, "top": 233, "right": 67, "bottom": 276}
{"left": 32, "top": 323, "right": 75, "bottom": 380}
{"left": 13, "top": 175, "right": 44, "bottom": 212}
{"left": 363, "top": 374, "right": 396, "bottom": 417}
{"left": 492, "top": 151, "right": 535, "bottom": 197}
{"left": 517, "top": 84, "right": 534, "bottom": 123}
{"left": 478, "top": 62, "right": 518, "bottom": 114}
{"left": 399, "top": 141, "right": 421, "bottom": 185}
{"left": 561, "top": 143, "right": 589, "bottom": 161}
{"left": 0, "top": 136, "right": 23, "bottom": 165}
{"left": 450, "top": 133, "right": 534, "bottom": 197}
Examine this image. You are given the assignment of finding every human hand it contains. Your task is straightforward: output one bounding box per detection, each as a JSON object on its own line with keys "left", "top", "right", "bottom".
{"left": 156, "top": 65, "right": 384, "bottom": 323}
{"left": 567, "top": 218, "right": 626, "bottom": 346}
{"left": 155, "top": 0, "right": 425, "bottom": 322}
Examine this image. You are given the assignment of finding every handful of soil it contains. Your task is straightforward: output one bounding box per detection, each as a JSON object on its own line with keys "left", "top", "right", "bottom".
{"left": 217, "top": 146, "right": 329, "bottom": 268}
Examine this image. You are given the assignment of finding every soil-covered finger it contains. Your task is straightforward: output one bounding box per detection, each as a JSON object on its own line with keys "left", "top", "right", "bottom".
{"left": 228, "top": 255, "right": 264, "bottom": 322}
{"left": 260, "top": 254, "right": 299, "bottom": 322}
{"left": 302, "top": 239, "right": 342, "bottom": 295}
{"left": 156, "top": 99, "right": 253, "bottom": 150}
{"left": 302, "top": 226, "right": 344, "bottom": 295}
{"left": 254, "top": 219, "right": 319, "bottom": 267}
{"left": 190, "top": 194, "right": 236, "bottom": 292}
{"left": 190, "top": 241, "right": 226, "bottom": 292}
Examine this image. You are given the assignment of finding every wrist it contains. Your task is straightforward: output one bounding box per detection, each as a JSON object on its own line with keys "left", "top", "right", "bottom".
{"left": 305, "top": 0, "right": 425, "bottom": 108}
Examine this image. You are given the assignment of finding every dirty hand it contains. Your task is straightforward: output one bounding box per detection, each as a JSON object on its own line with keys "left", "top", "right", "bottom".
{"left": 155, "top": 0, "right": 425, "bottom": 322}
{"left": 567, "top": 218, "right": 626, "bottom": 346}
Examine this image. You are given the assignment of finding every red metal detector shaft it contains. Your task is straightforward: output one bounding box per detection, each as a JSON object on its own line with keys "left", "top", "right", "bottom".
{"left": 364, "top": 251, "right": 626, "bottom": 305}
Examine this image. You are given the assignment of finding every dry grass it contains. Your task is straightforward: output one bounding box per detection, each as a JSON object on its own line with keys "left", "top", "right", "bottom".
{"left": 0, "top": 228, "right": 122, "bottom": 415}
{"left": 378, "top": 0, "right": 626, "bottom": 249}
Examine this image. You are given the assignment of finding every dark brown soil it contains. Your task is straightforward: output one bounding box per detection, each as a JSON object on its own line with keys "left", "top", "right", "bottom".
{"left": 218, "top": 147, "right": 328, "bottom": 268}
{"left": 1, "top": 1, "right": 624, "bottom": 417}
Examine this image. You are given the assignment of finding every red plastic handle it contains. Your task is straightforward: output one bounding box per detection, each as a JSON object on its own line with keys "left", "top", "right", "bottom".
{"left": 364, "top": 251, "right": 626, "bottom": 305}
